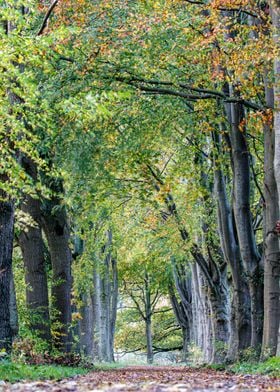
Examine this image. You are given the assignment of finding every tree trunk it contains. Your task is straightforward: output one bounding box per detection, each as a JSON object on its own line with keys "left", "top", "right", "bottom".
{"left": 229, "top": 101, "right": 263, "bottom": 350}
{"left": 169, "top": 275, "right": 191, "bottom": 362}
{"left": 208, "top": 268, "right": 230, "bottom": 363}
{"left": 270, "top": 1, "right": 280, "bottom": 209}
{"left": 145, "top": 317, "right": 153, "bottom": 364}
{"left": 262, "top": 78, "right": 280, "bottom": 357}
{"left": 191, "top": 263, "right": 213, "bottom": 363}
{"left": 110, "top": 257, "right": 118, "bottom": 361}
{"left": 0, "top": 200, "right": 14, "bottom": 353}
{"left": 42, "top": 199, "right": 72, "bottom": 352}
{"left": 92, "top": 230, "right": 118, "bottom": 362}
{"left": 213, "top": 133, "right": 252, "bottom": 360}
{"left": 92, "top": 267, "right": 102, "bottom": 360}
{"left": 9, "top": 270, "right": 18, "bottom": 338}
{"left": 80, "top": 293, "right": 94, "bottom": 358}
{"left": 144, "top": 273, "right": 153, "bottom": 364}
{"left": 269, "top": 0, "right": 280, "bottom": 356}
{"left": 100, "top": 253, "right": 111, "bottom": 361}
{"left": 18, "top": 197, "right": 51, "bottom": 342}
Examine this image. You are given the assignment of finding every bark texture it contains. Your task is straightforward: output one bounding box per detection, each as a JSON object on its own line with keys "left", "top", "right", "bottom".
{"left": 0, "top": 200, "right": 14, "bottom": 352}
{"left": 268, "top": 0, "right": 280, "bottom": 357}
{"left": 213, "top": 131, "right": 251, "bottom": 360}
{"left": 229, "top": 101, "right": 263, "bottom": 350}
{"left": 41, "top": 197, "right": 72, "bottom": 352}
{"left": 92, "top": 230, "right": 118, "bottom": 362}
{"left": 9, "top": 271, "right": 18, "bottom": 338}
{"left": 18, "top": 196, "right": 51, "bottom": 342}
{"left": 262, "top": 77, "right": 280, "bottom": 357}
{"left": 271, "top": 1, "right": 280, "bottom": 209}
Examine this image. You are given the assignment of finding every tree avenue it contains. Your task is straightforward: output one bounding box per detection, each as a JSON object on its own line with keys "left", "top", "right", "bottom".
{"left": 0, "top": 0, "right": 279, "bottom": 368}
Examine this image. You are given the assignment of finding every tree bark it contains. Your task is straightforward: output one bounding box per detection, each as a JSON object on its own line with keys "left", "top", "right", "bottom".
{"left": 229, "top": 101, "right": 263, "bottom": 350}
{"left": 144, "top": 273, "right": 154, "bottom": 364}
{"left": 270, "top": 1, "right": 280, "bottom": 209}
{"left": 145, "top": 316, "right": 153, "bottom": 364}
{"left": 80, "top": 293, "right": 94, "bottom": 358}
{"left": 9, "top": 270, "right": 18, "bottom": 338}
{"left": 213, "top": 132, "right": 252, "bottom": 359}
{"left": 0, "top": 200, "right": 14, "bottom": 353}
{"left": 18, "top": 196, "right": 51, "bottom": 342}
{"left": 92, "top": 230, "right": 118, "bottom": 362}
{"left": 169, "top": 281, "right": 191, "bottom": 362}
{"left": 262, "top": 77, "right": 280, "bottom": 357}
{"left": 41, "top": 197, "right": 72, "bottom": 352}
{"left": 110, "top": 257, "right": 118, "bottom": 361}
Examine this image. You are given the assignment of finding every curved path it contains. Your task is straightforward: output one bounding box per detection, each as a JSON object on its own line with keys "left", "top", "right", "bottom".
{"left": 3, "top": 366, "right": 280, "bottom": 391}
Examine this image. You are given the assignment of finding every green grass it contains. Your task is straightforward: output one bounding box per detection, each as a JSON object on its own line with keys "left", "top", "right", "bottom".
{"left": 0, "top": 362, "right": 89, "bottom": 383}
{"left": 230, "top": 357, "right": 280, "bottom": 377}
{"left": 93, "top": 362, "right": 125, "bottom": 371}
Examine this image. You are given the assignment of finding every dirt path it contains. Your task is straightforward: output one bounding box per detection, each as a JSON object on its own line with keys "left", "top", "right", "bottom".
{"left": 2, "top": 366, "right": 279, "bottom": 391}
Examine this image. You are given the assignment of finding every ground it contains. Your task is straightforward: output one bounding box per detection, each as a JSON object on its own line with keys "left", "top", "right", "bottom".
{"left": 1, "top": 366, "right": 279, "bottom": 391}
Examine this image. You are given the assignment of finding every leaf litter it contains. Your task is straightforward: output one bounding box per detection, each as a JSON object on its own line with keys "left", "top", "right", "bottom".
{"left": 1, "top": 366, "right": 279, "bottom": 391}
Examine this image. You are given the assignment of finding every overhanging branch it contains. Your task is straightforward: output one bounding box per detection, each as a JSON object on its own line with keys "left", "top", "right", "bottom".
{"left": 116, "top": 76, "right": 266, "bottom": 111}
{"left": 37, "top": 0, "right": 59, "bottom": 36}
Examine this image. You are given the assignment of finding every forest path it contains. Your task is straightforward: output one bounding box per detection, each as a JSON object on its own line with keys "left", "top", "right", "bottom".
{"left": 2, "top": 366, "right": 279, "bottom": 391}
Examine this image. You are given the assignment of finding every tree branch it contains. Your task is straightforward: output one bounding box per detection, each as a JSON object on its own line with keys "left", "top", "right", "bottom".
{"left": 37, "top": 0, "right": 59, "bottom": 36}
{"left": 116, "top": 76, "right": 266, "bottom": 111}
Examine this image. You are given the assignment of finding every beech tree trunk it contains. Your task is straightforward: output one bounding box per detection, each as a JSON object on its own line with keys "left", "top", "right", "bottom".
{"left": 271, "top": 1, "right": 280, "bottom": 209}
{"left": 80, "top": 293, "right": 94, "bottom": 358}
{"left": 262, "top": 75, "right": 280, "bottom": 357}
{"left": 169, "top": 262, "right": 192, "bottom": 361}
{"left": 9, "top": 271, "right": 18, "bottom": 338}
{"left": 229, "top": 101, "right": 263, "bottom": 350}
{"left": 41, "top": 197, "right": 72, "bottom": 352}
{"left": 144, "top": 273, "right": 154, "bottom": 364}
{"left": 92, "top": 230, "right": 118, "bottom": 362}
{"left": 269, "top": 0, "right": 280, "bottom": 356}
{"left": 191, "top": 263, "right": 213, "bottom": 362}
{"left": 18, "top": 196, "right": 51, "bottom": 342}
{"left": 0, "top": 200, "right": 14, "bottom": 353}
{"left": 213, "top": 131, "right": 251, "bottom": 360}
{"left": 110, "top": 257, "right": 118, "bottom": 360}
{"left": 169, "top": 283, "right": 191, "bottom": 362}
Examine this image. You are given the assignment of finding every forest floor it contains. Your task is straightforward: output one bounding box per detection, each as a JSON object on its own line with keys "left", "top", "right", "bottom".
{"left": 1, "top": 366, "right": 280, "bottom": 392}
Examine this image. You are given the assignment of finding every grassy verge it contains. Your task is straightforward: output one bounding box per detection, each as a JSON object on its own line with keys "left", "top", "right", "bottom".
{"left": 0, "top": 362, "right": 89, "bottom": 383}
{"left": 229, "top": 357, "right": 280, "bottom": 377}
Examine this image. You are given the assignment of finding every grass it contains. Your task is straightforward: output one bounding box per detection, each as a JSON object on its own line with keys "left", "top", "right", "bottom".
{"left": 0, "top": 361, "right": 89, "bottom": 383}
{"left": 230, "top": 357, "right": 280, "bottom": 377}
{"left": 1, "top": 357, "right": 279, "bottom": 383}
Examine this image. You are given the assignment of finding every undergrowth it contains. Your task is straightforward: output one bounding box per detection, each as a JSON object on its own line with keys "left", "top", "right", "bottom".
{"left": 230, "top": 357, "right": 280, "bottom": 377}
{"left": 0, "top": 361, "right": 89, "bottom": 383}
